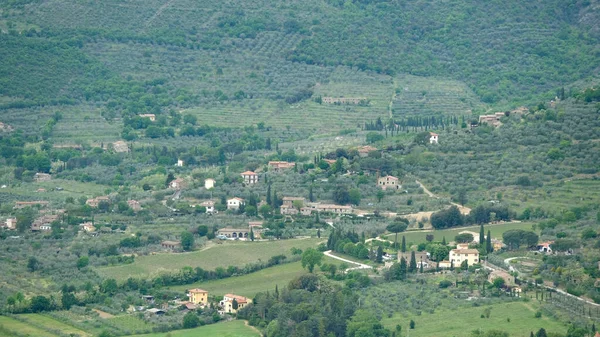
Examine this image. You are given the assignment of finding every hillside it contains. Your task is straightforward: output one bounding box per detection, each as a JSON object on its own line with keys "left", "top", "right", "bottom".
{"left": 0, "top": 0, "right": 598, "bottom": 143}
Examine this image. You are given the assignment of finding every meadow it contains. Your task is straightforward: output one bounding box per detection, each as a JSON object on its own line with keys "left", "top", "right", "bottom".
{"left": 97, "top": 238, "right": 323, "bottom": 280}
{"left": 0, "top": 315, "right": 61, "bottom": 337}
{"left": 170, "top": 257, "right": 344, "bottom": 298}
{"left": 381, "top": 301, "right": 568, "bottom": 337}
{"left": 128, "top": 320, "right": 259, "bottom": 337}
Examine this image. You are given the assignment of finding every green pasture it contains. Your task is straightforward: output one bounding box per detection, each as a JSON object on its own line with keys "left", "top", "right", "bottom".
{"left": 381, "top": 301, "right": 567, "bottom": 337}
{"left": 97, "top": 238, "right": 322, "bottom": 281}
{"left": 170, "top": 257, "right": 342, "bottom": 298}
{"left": 0, "top": 315, "right": 61, "bottom": 337}
{"left": 16, "top": 313, "right": 91, "bottom": 337}
{"left": 128, "top": 319, "right": 259, "bottom": 337}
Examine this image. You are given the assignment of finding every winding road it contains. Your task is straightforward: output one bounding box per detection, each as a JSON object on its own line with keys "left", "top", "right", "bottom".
{"left": 323, "top": 250, "right": 373, "bottom": 272}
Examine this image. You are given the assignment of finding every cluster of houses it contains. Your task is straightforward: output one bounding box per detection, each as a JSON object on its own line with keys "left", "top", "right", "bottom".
{"left": 137, "top": 289, "right": 252, "bottom": 316}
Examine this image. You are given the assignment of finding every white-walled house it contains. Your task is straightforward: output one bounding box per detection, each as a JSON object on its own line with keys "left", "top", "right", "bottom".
{"left": 227, "top": 197, "right": 245, "bottom": 210}
{"left": 429, "top": 132, "right": 439, "bottom": 144}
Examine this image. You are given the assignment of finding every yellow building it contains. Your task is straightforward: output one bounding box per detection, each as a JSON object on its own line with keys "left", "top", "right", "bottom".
{"left": 449, "top": 246, "right": 480, "bottom": 266}
{"left": 188, "top": 288, "right": 208, "bottom": 305}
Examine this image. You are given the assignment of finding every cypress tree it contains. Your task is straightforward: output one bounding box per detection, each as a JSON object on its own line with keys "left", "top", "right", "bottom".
{"left": 479, "top": 224, "right": 485, "bottom": 245}
{"left": 442, "top": 236, "right": 446, "bottom": 245}
{"left": 401, "top": 236, "right": 406, "bottom": 253}
{"left": 376, "top": 246, "right": 383, "bottom": 263}
{"left": 309, "top": 185, "right": 314, "bottom": 202}
{"left": 266, "top": 184, "right": 272, "bottom": 205}
{"left": 399, "top": 257, "right": 407, "bottom": 280}
{"left": 409, "top": 251, "right": 417, "bottom": 272}
{"left": 487, "top": 230, "right": 492, "bottom": 253}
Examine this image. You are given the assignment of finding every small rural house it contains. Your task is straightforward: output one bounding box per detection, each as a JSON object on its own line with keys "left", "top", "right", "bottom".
{"left": 187, "top": 288, "right": 208, "bottom": 306}
{"left": 302, "top": 203, "right": 352, "bottom": 215}
{"left": 4, "top": 218, "right": 16, "bottom": 230}
{"left": 79, "top": 222, "right": 95, "bottom": 232}
{"left": 280, "top": 204, "right": 299, "bottom": 215}
{"left": 169, "top": 178, "right": 185, "bottom": 189}
{"left": 488, "top": 269, "right": 515, "bottom": 286}
{"left": 429, "top": 132, "right": 438, "bottom": 144}
{"left": 356, "top": 145, "right": 378, "bottom": 157}
{"left": 204, "top": 178, "right": 216, "bottom": 189}
{"left": 217, "top": 227, "right": 249, "bottom": 239}
{"left": 139, "top": 114, "right": 156, "bottom": 121}
{"left": 241, "top": 171, "right": 258, "bottom": 184}
{"left": 537, "top": 241, "right": 553, "bottom": 254}
{"left": 282, "top": 197, "right": 305, "bottom": 206}
{"left": 34, "top": 173, "right": 51, "bottom": 182}
{"left": 127, "top": 200, "right": 142, "bottom": 211}
{"left": 86, "top": 196, "right": 110, "bottom": 208}
{"left": 449, "top": 245, "right": 480, "bottom": 266}
{"left": 377, "top": 175, "right": 400, "bottom": 190}
{"left": 200, "top": 200, "right": 216, "bottom": 214}
{"left": 220, "top": 294, "right": 252, "bottom": 314}
{"left": 112, "top": 140, "right": 129, "bottom": 153}
{"left": 176, "top": 159, "right": 184, "bottom": 167}
{"left": 161, "top": 240, "right": 181, "bottom": 250}
{"left": 227, "top": 197, "right": 245, "bottom": 210}
{"left": 268, "top": 161, "right": 295, "bottom": 171}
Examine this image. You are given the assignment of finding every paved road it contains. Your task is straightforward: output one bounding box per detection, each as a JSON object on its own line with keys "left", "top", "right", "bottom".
{"left": 323, "top": 250, "right": 373, "bottom": 272}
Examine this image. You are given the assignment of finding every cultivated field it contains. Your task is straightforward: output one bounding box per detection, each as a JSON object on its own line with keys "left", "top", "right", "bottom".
{"left": 128, "top": 320, "right": 259, "bottom": 337}
{"left": 16, "top": 313, "right": 91, "bottom": 337}
{"left": 381, "top": 301, "right": 567, "bottom": 337}
{"left": 97, "top": 238, "right": 323, "bottom": 280}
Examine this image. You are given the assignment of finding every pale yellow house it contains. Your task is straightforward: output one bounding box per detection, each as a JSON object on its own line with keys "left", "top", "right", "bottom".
{"left": 449, "top": 245, "right": 480, "bottom": 266}
{"left": 188, "top": 288, "right": 208, "bottom": 306}
{"left": 220, "top": 294, "right": 252, "bottom": 314}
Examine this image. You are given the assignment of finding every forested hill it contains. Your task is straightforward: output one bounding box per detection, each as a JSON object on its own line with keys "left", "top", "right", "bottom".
{"left": 0, "top": 0, "right": 598, "bottom": 116}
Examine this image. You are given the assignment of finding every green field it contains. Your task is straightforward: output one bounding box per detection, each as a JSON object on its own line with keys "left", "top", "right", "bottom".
{"left": 129, "top": 320, "right": 259, "bottom": 337}
{"left": 389, "top": 222, "right": 536, "bottom": 246}
{"left": 0, "top": 315, "right": 61, "bottom": 337}
{"left": 381, "top": 301, "right": 567, "bottom": 337}
{"left": 98, "top": 238, "right": 323, "bottom": 281}
{"left": 170, "top": 258, "right": 341, "bottom": 298}
{"left": 16, "top": 313, "right": 91, "bottom": 336}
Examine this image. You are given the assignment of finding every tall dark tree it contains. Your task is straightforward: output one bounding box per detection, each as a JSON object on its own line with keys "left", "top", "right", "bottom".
{"left": 409, "top": 251, "right": 417, "bottom": 273}
{"left": 399, "top": 257, "right": 407, "bottom": 280}
{"left": 387, "top": 222, "right": 407, "bottom": 249}
{"left": 486, "top": 230, "right": 493, "bottom": 253}
{"left": 479, "top": 224, "right": 485, "bottom": 245}
{"left": 266, "top": 184, "right": 272, "bottom": 205}
{"left": 376, "top": 246, "right": 383, "bottom": 263}
{"left": 181, "top": 231, "right": 194, "bottom": 251}
{"left": 401, "top": 236, "right": 406, "bottom": 252}
{"left": 309, "top": 185, "right": 315, "bottom": 202}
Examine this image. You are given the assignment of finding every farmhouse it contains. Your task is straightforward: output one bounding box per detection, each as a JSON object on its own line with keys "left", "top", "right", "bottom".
{"left": 377, "top": 175, "right": 400, "bottom": 190}
{"left": 449, "top": 245, "right": 480, "bottom": 266}
{"left": 112, "top": 141, "right": 129, "bottom": 153}
{"left": 217, "top": 227, "right": 249, "bottom": 239}
{"left": 79, "top": 222, "right": 95, "bottom": 232}
{"left": 429, "top": 132, "right": 438, "bottom": 144}
{"left": 187, "top": 288, "right": 208, "bottom": 305}
{"left": 200, "top": 200, "right": 216, "bottom": 214}
{"left": 356, "top": 145, "right": 378, "bottom": 157}
{"left": 139, "top": 114, "right": 156, "bottom": 121}
{"left": 537, "top": 241, "right": 553, "bottom": 253}
{"left": 280, "top": 204, "right": 299, "bottom": 215}
{"left": 14, "top": 201, "right": 50, "bottom": 209}
{"left": 282, "top": 197, "right": 305, "bottom": 206}
{"left": 301, "top": 203, "right": 352, "bottom": 215}
{"left": 128, "top": 200, "right": 142, "bottom": 211}
{"left": 204, "top": 178, "right": 216, "bottom": 189}
{"left": 176, "top": 159, "right": 184, "bottom": 167}
{"left": 478, "top": 112, "right": 505, "bottom": 127}
{"left": 227, "top": 197, "right": 245, "bottom": 210}
{"left": 161, "top": 240, "right": 181, "bottom": 250}
{"left": 268, "top": 161, "right": 295, "bottom": 171}
{"left": 241, "top": 171, "right": 258, "bottom": 184}
{"left": 438, "top": 260, "right": 452, "bottom": 269}
{"left": 34, "top": 173, "right": 51, "bottom": 182}
{"left": 4, "top": 218, "right": 16, "bottom": 230}
{"left": 169, "top": 178, "right": 185, "bottom": 189}
{"left": 220, "top": 294, "right": 252, "bottom": 314}
{"left": 86, "top": 196, "right": 110, "bottom": 208}
{"left": 488, "top": 269, "right": 515, "bottom": 286}
{"left": 398, "top": 251, "right": 430, "bottom": 267}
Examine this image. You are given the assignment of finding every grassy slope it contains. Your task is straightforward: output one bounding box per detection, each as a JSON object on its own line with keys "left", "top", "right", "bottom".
{"left": 127, "top": 320, "right": 259, "bottom": 337}
{"left": 0, "top": 316, "right": 61, "bottom": 337}
{"left": 381, "top": 301, "right": 567, "bottom": 337}
{"left": 97, "top": 238, "right": 322, "bottom": 280}
{"left": 169, "top": 257, "right": 343, "bottom": 298}
{"left": 16, "top": 314, "right": 91, "bottom": 337}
